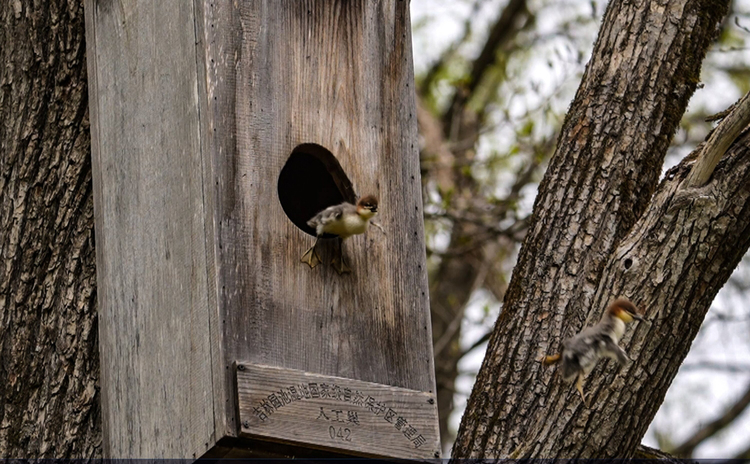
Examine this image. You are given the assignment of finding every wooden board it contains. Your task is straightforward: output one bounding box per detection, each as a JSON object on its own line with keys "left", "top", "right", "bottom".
{"left": 236, "top": 364, "right": 440, "bottom": 460}
{"left": 84, "top": 0, "right": 218, "bottom": 458}
{"left": 86, "top": 0, "right": 438, "bottom": 457}
{"left": 202, "top": 0, "right": 437, "bottom": 434}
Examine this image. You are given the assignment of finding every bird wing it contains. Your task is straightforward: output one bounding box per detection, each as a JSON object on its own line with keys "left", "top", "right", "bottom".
{"left": 307, "top": 202, "right": 356, "bottom": 230}
{"left": 561, "top": 325, "right": 611, "bottom": 379}
{"left": 602, "top": 337, "right": 630, "bottom": 366}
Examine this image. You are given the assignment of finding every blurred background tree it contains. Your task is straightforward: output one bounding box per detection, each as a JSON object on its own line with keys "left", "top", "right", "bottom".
{"left": 412, "top": 0, "right": 750, "bottom": 457}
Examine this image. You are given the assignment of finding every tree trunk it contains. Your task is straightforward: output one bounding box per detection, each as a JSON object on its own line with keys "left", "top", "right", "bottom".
{"left": 452, "top": 0, "right": 736, "bottom": 458}
{"left": 0, "top": 0, "right": 100, "bottom": 457}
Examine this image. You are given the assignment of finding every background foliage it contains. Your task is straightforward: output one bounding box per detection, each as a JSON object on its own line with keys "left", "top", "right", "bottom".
{"left": 411, "top": 0, "right": 750, "bottom": 457}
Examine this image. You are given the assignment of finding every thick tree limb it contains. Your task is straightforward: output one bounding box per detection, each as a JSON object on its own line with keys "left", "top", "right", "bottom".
{"left": 685, "top": 90, "right": 750, "bottom": 187}
{"left": 475, "top": 127, "right": 750, "bottom": 459}
{"left": 567, "top": 139, "right": 750, "bottom": 457}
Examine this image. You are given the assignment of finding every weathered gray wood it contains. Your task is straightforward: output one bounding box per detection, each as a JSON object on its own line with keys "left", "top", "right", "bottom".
{"left": 202, "top": 0, "right": 436, "bottom": 437}
{"left": 236, "top": 364, "right": 440, "bottom": 459}
{"left": 86, "top": 0, "right": 436, "bottom": 457}
{"left": 192, "top": 0, "right": 229, "bottom": 444}
{"left": 85, "top": 0, "right": 216, "bottom": 458}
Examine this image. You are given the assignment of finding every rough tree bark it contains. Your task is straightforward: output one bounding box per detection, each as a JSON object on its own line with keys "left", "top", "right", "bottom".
{"left": 0, "top": 0, "right": 100, "bottom": 457}
{"left": 452, "top": 0, "right": 741, "bottom": 458}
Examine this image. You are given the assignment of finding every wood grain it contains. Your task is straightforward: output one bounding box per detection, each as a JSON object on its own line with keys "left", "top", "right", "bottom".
{"left": 85, "top": 0, "right": 215, "bottom": 458}
{"left": 236, "top": 364, "right": 440, "bottom": 460}
{"left": 86, "top": 0, "right": 436, "bottom": 457}
{"left": 202, "top": 0, "right": 437, "bottom": 438}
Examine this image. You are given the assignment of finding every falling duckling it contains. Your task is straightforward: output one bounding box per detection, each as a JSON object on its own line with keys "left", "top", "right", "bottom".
{"left": 542, "top": 298, "right": 644, "bottom": 406}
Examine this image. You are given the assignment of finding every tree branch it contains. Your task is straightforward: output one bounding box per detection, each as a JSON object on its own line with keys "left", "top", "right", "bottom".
{"left": 418, "top": 0, "right": 484, "bottom": 99}
{"left": 685, "top": 90, "right": 750, "bottom": 187}
{"left": 567, "top": 134, "right": 750, "bottom": 457}
{"left": 467, "top": 0, "right": 527, "bottom": 93}
{"left": 443, "top": 0, "right": 529, "bottom": 131}
{"left": 461, "top": 330, "right": 491, "bottom": 357}
{"left": 635, "top": 444, "right": 692, "bottom": 462}
{"left": 671, "top": 380, "right": 750, "bottom": 457}
{"left": 734, "top": 442, "right": 750, "bottom": 460}
{"left": 433, "top": 304, "right": 467, "bottom": 357}
{"left": 417, "top": 98, "right": 456, "bottom": 193}
{"left": 679, "top": 362, "right": 750, "bottom": 373}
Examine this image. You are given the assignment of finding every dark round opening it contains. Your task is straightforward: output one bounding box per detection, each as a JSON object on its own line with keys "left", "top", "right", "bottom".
{"left": 278, "top": 143, "right": 356, "bottom": 237}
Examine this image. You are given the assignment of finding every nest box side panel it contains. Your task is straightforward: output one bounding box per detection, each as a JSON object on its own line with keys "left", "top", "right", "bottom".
{"left": 85, "top": 0, "right": 216, "bottom": 458}
{"left": 203, "top": 0, "right": 436, "bottom": 434}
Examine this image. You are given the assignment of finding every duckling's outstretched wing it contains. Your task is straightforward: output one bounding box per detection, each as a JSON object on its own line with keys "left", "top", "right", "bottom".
{"left": 602, "top": 338, "right": 630, "bottom": 366}
{"left": 307, "top": 202, "right": 357, "bottom": 236}
{"left": 561, "top": 326, "right": 608, "bottom": 381}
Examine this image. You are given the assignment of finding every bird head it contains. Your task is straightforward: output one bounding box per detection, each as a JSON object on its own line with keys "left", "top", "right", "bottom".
{"left": 607, "top": 298, "right": 644, "bottom": 323}
{"left": 357, "top": 195, "right": 378, "bottom": 219}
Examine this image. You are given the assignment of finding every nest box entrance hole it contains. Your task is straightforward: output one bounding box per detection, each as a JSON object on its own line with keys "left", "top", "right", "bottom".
{"left": 278, "top": 144, "right": 356, "bottom": 237}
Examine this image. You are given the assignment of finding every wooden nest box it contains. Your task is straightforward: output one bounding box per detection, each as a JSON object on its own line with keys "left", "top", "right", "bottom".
{"left": 85, "top": 0, "right": 439, "bottom": 460}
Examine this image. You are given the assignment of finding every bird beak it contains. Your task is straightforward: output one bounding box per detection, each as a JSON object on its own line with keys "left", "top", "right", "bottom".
{"left": 631, "top": 312, "right": 644, "bottom": 321}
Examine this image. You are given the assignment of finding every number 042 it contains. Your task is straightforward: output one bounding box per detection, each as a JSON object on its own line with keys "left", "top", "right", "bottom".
{"left": 328, "top": 425, "right": 352, "bottom": 442}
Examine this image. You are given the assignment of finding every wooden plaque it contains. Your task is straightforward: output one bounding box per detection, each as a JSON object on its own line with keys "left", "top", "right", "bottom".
{"left": 236, "top": 364, "right": 441, "bottom": 460}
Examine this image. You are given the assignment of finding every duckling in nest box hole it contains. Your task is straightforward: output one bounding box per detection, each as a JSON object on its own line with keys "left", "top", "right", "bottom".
{"left": 301, "top": 195, "right": 379, "bottom": 275}
{"left": 542, "top": 298, "right": 644, "bottom": 406}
